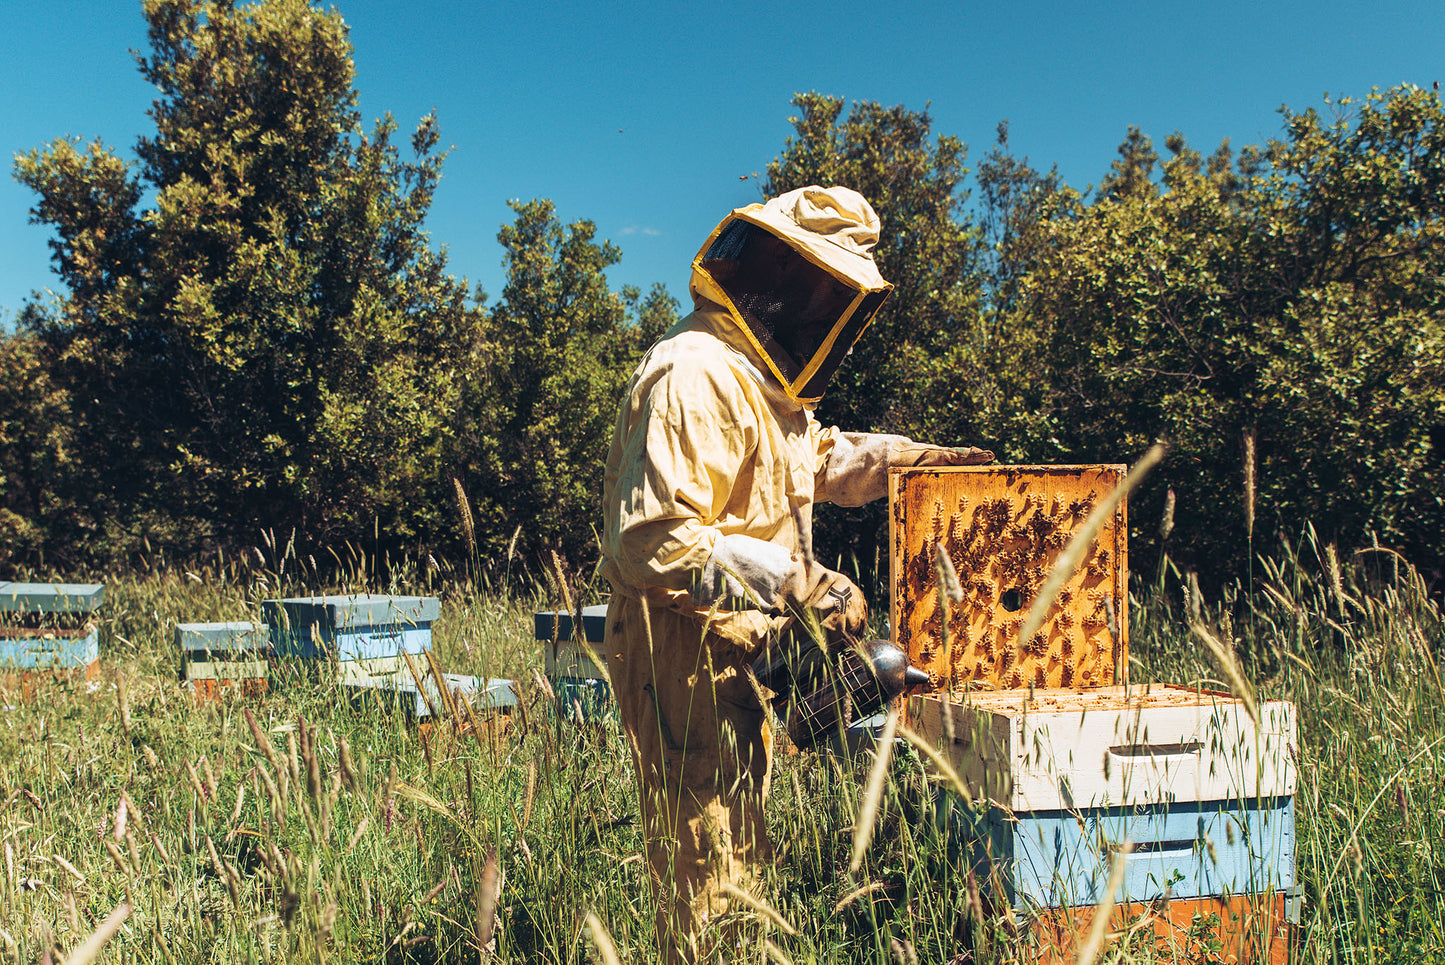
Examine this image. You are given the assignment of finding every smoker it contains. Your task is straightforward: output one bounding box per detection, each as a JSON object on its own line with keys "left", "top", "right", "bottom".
{"left": 752, "top": 633, "right": 931, "bottom": 748}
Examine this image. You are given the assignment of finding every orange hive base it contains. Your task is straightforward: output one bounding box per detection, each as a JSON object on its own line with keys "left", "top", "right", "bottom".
{"left": 0, "top": 659, "right": 99, "bottom": 699}
{"left": 1021, "top": 892, "right": 1292, "bottom": 965}
{"left": 189, "top": 677, "right": 269, "bottom": 702}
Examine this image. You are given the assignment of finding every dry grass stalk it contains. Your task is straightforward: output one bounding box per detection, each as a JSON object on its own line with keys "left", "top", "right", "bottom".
{"left": 476, "top": 848, "right": 502, "bottom": 955}
{"left": 60, "top": 902, "right": 130, "bottom": 965}
{"left": 549, "top": 550, "right": 576, "bottom": 626}
{"left": 849, "top": 704, "right": 901, "bottom": 873}
{"left": 763, "top": 938, "right": 795, "bottom": 964}
{"left": 1243, "top": 428, "right": 1256, "bottom": 543}
{"left": 345, "top": 816, "right": 370, "bottom": 852}
{"left": 1326, "top": 542, "right": 1346, "bottom": 620}
{"left": 718, "top": 882, "right": 800, "bottom": 936}
{"left": 584, "top": 911, "right": 622, "bottom": 965}
{"left": 1074, "top": 840, "right": 1133, "bottom": 965}
{"left": 898, "top": 724, "right": 972, "bottom": 806}
{"left": 52, "top": 854, "right": 84, "bottom": 885}
{"left": 423, "top": 648, "right": 458, "bottom": 720}
{"left": 935, "top": 543, "right": 961, "bottom": 688}
{"left": 1159, "top": 486, "right": 1176, "bottom": 540}
{"left": 337, "top": 733, "right": 357, "bottom": 790}
{"left": 522, "top": 760, "right": 537, "bottom": 830}
{"left": 452, "top": 477, "right": 476, "bottom": 559}
{"left": 832, "top": 881, "right": 887, "bottom": 914}
{"left": 1020, "top": 443, "right": 1166, "bottom": 647}
{"left": 401, "top": 649, "right": 440, "bottom": 720}
{"left": 1190, "top": 622, "right": 1260, "bottom": 727}
{"left": 228, "top": 780, "right": 246, "bottom": 826}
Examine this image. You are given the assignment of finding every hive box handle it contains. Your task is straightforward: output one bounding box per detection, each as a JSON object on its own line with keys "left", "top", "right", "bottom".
{"left": 1107, "top": 740, "right": 1204, "bottom": 758}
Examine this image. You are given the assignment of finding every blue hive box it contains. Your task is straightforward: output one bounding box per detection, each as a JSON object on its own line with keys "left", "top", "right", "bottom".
{"left": 536, "top": 604, "right": 613, "bottom": 721}
{"left": 942, "top": 794, "right": 1296, "bottom": 910}
{"left": 0, "top": 582, "right": 104, "bottom": 684}
{"left": 262, "top": 594, "right": 439, "bottom": 661}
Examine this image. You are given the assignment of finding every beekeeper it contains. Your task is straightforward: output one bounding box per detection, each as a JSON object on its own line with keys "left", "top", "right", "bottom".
{"left": 600, "top": 185, "right": 992, "bottom": 961}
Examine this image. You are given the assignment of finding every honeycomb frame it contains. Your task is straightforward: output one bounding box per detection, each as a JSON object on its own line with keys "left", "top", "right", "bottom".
{"left": 889, "top": 464, "right": 1128, "bottom": 693}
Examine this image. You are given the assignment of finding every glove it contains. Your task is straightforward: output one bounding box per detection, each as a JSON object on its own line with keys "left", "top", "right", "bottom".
{"left": 891, "top": 443, "right": 995, "bottom": 468}
{"left": 780, "top": 564, "right": 869, "bottom": 644}
{"left": 693, "top": 535, "right": 867, "bottom": 640}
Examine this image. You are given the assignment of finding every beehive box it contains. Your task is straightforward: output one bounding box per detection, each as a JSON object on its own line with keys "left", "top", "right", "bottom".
{"left": 909, "top": 685, "right": 1298, "bottom": 810}
{"left": 177, "top": 621, "right": 270, "bottom": 700}
{"left": 536, "top": 604, "right": 613, "bottom": 720}
{"left": 889, "top": 466, "right": 1127, "bottom": 692}
{"left": 347, "top": 670, "right": 519, "bottom": 724}
{"left": 945, "top": 792, "right": 1295, "bottom": 909}
{"left": 0, "top": 582, "right": 103, "bottom": 691}
{"left": 262, "top": 594, "right": 439, "bottom": 683}
{"left": 1024, "top": 891, "right": 1294, "bottom": 965}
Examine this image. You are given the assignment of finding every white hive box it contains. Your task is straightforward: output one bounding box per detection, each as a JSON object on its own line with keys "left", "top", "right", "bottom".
{"left": 910, "top": 684, "right": 1297, "bottom": 811}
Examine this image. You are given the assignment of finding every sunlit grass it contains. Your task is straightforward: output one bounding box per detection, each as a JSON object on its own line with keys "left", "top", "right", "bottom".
{"left": 0, "top": 531, "right": 1441, "bottom": 962}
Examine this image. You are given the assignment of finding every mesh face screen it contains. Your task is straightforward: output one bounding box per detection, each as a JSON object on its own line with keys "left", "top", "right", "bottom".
{"left": 700, "top": 220, "right": 885, "bottom": 395}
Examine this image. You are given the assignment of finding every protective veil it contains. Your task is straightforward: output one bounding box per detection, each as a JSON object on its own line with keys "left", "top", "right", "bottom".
{"left": 599, "top": 186, "right": 989, "bottom": 963}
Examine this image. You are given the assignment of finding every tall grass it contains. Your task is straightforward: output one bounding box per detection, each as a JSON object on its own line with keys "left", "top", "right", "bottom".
{"left": 0, "top": 532, "right": 1440, "bottom": 962}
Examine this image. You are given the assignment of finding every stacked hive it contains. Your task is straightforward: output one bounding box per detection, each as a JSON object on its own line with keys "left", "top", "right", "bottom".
{"left": 177, "top": 621, "right": 270, "bottom": 700}
{"left": 262, "top": 594, "right": 516, "bottom": 725}
{"left": 0, "top": 582, "right": 103, "bottom": 694}
{"left": 892, "top": 467, "right": 1298, "bottom": 964}
{"left": 536, "top": 604, "right": 612, "bottom": 721}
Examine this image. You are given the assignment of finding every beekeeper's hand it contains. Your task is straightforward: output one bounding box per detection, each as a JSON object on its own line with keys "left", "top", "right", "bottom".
{"left": 694, "top": 535, "right": 866, "bottom": 639}
{"left": 891, "top": 443, "right": 995, "bottom": 468}
{"left": 781, "top": 564, "right": 868, "bottom": 642}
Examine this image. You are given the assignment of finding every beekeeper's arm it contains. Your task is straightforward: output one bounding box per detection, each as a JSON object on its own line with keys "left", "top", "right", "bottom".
{"left": 607, "top": 356, "right": 864, "bottom": 630}
{"left": 605, "top": 351, "right": 760, "bottom": 600}
{"left": 812, "top": 423, "right": 995, "bottom": 507}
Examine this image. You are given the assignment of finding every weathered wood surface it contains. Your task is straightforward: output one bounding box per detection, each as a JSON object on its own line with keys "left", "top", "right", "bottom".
{"left": 943, "top": 793, "right": 1295, "bottom": 909}
{"left": 890, "top": 466, "right": 1127, "bottom": 693}
{"left": 1023, "top": 891, "right": 1293, "bottom": 965}
{"left": 263, "top": 594, "right": 437, "bottom": 659}
{"left": 911, "top": 685, "right": 1297, "bottom": 809}
{"left": 0, "top": 582, "right": 105, "bottom": 617}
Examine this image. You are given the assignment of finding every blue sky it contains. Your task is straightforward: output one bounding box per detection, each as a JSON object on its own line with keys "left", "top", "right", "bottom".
{"left": 3, "top": 0, "right": 1440, "bottom": 322}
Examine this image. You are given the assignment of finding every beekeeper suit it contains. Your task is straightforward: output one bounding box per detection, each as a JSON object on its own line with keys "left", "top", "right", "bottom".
{"left": 600, "top": 185, "right": 991, "bottom": 962}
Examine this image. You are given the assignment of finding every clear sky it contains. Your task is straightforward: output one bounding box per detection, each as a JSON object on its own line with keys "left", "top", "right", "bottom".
{"left": 2, "top": 0, "right": 1440, "bottom": 322}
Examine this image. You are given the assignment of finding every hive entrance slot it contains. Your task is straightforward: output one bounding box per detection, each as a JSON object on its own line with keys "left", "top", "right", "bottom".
{"left": 998, "top": 589, "right": 1022, "bottom": 612}
{"left": 1104, "top": 838, "right": 1198, "bottom": 857}
{"left": 1107, "top": 740, "right": 1204, "bottom": 758}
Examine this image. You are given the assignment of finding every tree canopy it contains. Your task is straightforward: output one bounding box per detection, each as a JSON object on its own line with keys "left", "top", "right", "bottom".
{"left": 4, "top": 0, "right": 1441, "bottom": 590}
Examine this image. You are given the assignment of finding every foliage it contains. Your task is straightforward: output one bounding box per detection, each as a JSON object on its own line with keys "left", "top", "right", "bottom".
{"left": 6, "top": 0, "right": 1442, "bottom": 593}
{"left": 0, "top": 328, "right": 83, "bottom": 569}
{"left": 12, "top": 0, "right": 486, "bottom": 563}
{"left": 764, "top": 94, "right": 988, "bottom": 581}
{"left": 457, "top": 199, "right": 676, "bottom": 570}
{"left": 7, "top": 0, "right": 674, "bottom": 577}
{"left": 988, "top": 86, "right": 1445, "bottom": 581}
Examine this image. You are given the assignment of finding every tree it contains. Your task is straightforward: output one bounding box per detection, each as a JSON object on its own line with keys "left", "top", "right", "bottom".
{"left": 994, "top": 86, "right": 1445, "bottom": 582}
{"left": 454, "top": 200, "right": 677, "bottom": 571}
{"left": 764, "top": 94, "right": 987, "bottom": 581}
{"left": 14, "top": 0, "right": 485, "bottom": 563}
